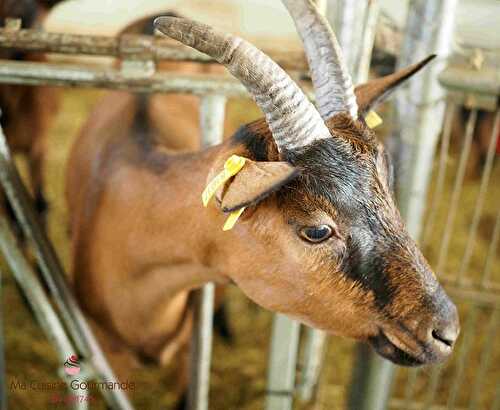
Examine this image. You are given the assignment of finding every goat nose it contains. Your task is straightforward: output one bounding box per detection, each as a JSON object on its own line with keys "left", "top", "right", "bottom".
{"left": 426, "top": 305, "right": 460, "bottom": 360}
{"left": 431, "top": 322, "right": 459, "bottom": 348}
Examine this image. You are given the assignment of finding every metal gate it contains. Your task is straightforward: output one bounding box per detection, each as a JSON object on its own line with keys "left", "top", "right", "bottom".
{"left": 0, "top": 1, "right": 498, "bottom": 409}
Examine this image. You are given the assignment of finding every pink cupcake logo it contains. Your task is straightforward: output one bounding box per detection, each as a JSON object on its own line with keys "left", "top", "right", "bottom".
{"left": 64, "top": 354, "right": 80, "bottom": 376}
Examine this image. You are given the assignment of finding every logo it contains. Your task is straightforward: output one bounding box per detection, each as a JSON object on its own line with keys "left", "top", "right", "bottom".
{"left": 64, "top": 355, "right": 80, "bottom": 376}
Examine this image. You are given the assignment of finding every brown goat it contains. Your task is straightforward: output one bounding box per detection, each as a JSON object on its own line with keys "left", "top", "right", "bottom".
{"left": 67, "top": 1, "right": 459, "bottom": 397}
{"left": 0, "top": 0, "right": 60, "bottom": 216}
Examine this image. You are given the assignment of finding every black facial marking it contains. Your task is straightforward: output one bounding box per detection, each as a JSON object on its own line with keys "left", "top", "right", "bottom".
{"left": 340, "top": 234, "right": 396, "bottom": 310}
{"left": 281, "top": 133, "right": 401, "bottom": 311}
{"left": 232, "top": 120, "right": 276, "bottom": 161}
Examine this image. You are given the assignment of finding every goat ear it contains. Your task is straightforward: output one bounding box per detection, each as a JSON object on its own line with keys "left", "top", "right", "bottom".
{"left": 355, "top": 55, "right": 436, "bottom": 116}
{"left": 220, "top": 160, "right": 298, "bottom": 213}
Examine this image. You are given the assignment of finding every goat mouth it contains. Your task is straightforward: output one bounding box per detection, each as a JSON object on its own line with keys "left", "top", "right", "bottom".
{"left": 368, "top": 330, "right": 426, "bottom": 367}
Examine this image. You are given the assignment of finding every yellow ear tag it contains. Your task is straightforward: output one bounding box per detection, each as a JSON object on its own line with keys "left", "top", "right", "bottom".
{"left": 201, "top": 154, "right": 248, "bottom": 231}
{"left": 222, "top": 207, "right": 246, "bottom": 231}
{"left": 202, "top": 155, "right": 247, "bottom": 207}
{"left": 365, "top": 110, "right": 383, "bottom": 129}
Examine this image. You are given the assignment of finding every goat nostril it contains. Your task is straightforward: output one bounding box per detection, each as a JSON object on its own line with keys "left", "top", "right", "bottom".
{"left": 431, "top": 328, "right": 455, "bottom": 347}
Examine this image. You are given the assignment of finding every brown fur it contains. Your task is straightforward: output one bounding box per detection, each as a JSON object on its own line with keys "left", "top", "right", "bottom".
{"left": 67, "top": 32, "right": 457, "bottom": 397}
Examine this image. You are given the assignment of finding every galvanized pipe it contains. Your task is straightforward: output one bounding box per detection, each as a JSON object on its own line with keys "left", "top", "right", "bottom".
{"left": 0, "top": 216, "right": 75, "bottom": 359}
{"left": 265, "top": 314, "right": 301, "bottom": 410}
{"left": 354, "top": 0, "right": 380, "bottom": 83}
{"left": 298, "top": 326, "right": 327, "bottom": 402}
{"left": 187, "top": 94, "right": 226, "bottom": 410}
{"left": 349, "top": 1, "right": 458, "bottom": 410}
{"left": 396, "top": 0, "right": 458, "bottom": 235}
{"left": 0, "top": 215, "right": 90, "bottom": 410}
{"left": 0, "top": 125, "right": 133, "bottom": 410}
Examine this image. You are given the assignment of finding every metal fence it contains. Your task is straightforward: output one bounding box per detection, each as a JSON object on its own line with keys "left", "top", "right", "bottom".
{"left": 0, "top": 1, "right": 498, "bottom": 410}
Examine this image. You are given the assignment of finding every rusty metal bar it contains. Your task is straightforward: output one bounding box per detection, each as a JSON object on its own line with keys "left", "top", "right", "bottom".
{"left": 436, "top": 109, "right": 478, "bottom": 275}
{"left": 457, "top": 109, "right": 500, "bottom": 285}
{"left": 0, "top": 27, "right": 308, "bottom": 71}
{"left": 0, "top": 124, "right": 133, "bottom": 410}
{"left": 188, "top": 95, "right": 226, "bottom": 410}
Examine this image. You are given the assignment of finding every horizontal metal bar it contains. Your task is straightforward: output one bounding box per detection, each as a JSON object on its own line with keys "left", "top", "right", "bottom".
{"left": 0, "top": 59, "right": 316, "bottom": 98}
{"left": 0, "top": 27, "right": 309, "bottom": 71}
{"left": 439, "top": 66, "right": 500, "bottom": 96}
{"left": 0, "top": 59, "right": 247, "bottom": 95}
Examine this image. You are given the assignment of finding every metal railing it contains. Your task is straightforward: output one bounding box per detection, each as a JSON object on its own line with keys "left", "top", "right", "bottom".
{"left": 0, "top": 1, "right": 497, "bottom": 409}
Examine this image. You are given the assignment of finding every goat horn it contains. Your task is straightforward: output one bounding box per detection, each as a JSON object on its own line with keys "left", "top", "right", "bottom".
{"left": 154, "top": 16, "right": 332, "bottom": 153}
{"left": 282, "top": 0, "right": 358, "bottom": 120}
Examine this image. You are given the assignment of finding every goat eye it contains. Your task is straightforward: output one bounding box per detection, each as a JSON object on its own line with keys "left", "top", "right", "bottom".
{"left": 299, "top": 225, "right": 333, "bottom": 243}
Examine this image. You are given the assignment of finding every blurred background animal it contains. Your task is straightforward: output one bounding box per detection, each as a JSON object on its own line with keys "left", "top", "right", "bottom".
{"left": 0, "top": 0, "right": 61, "bottom": 225}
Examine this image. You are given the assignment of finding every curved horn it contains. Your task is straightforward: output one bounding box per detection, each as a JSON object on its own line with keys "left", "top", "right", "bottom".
{"left": 282, "top": 0, "right": 358, "bottom": 120}
{"left": 154, "top": 16, "right": 331, "bottom": 152}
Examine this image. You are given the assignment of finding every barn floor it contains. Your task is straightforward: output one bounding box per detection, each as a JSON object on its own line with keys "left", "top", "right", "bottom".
{"left": 1, "top": 88, "right": 499, "bottom": 409}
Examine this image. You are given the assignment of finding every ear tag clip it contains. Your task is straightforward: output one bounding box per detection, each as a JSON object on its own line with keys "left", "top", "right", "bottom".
{"left": 202, "top": 154, "right": 247, "bottom": 231}
{"left": 365, "top": 110, "right": 383, "bottom": 129}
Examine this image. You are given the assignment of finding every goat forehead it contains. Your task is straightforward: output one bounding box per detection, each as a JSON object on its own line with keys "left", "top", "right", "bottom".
{"left": 287, "top": 139, "right": 383, "bottom": 207}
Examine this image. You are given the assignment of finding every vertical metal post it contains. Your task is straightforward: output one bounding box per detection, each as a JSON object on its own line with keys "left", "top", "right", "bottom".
{"left": 395, "top": 0, "right": 458, "bottom": 232}
{"left": 188, "top": 94, "right": 226, "bottom": 410}
{"left": 354, "top": 0, "right": 380, "bottom": 84}
{"left": 0, "top": 269, "right": 6, "bottom": 410}
{"left": 0, "top": 124, "right": 133, "bottom": 410}
{"left": 348, "top": 1, "right": 458, "bottom": 410}
{"left": 328, "top": 0, "right": 367, "bottom": 73}
{"left": 265, "top": 314, "right": 301, "bottom": 410}
{"left": 298, "top": 326, "right": 327, "bottom": 402}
